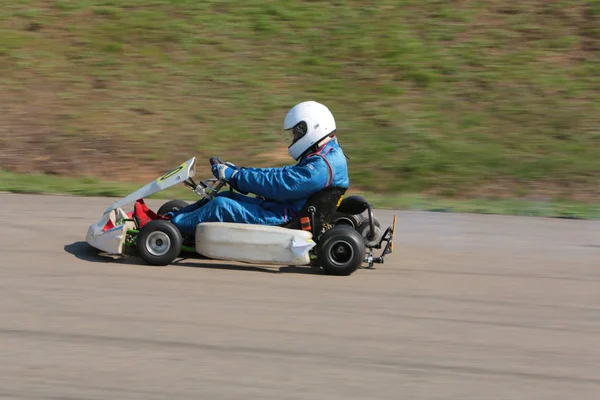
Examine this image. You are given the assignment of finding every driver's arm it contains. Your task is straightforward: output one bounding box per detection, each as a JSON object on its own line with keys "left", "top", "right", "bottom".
{"left": 231, "top": 156, "right": 330, "bottom": 201}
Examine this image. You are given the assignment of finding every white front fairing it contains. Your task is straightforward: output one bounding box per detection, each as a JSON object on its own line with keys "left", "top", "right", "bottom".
{"left": 195, "top": 223, "right": 316, "bottom": 265}
{"left": 104, "top": 157, "right": 197, "bottom": 214}
{"left": 86, "top": 157, "right": 197, "bottom": 254}
{"left": 86, "top": 208, "right": 135, "bottom": 254}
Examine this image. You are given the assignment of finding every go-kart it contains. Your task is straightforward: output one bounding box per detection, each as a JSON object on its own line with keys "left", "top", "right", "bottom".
{"left": 86, "top": 157, "right": 395, "bottom": 276}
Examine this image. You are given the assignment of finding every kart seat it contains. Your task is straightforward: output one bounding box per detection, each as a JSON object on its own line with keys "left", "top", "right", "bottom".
{"left": 279, "top": 186, "right": 347, "bottom": 234}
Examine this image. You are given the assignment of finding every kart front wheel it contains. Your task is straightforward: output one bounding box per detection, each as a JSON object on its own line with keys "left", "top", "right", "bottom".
{"left": 317, "top": 225, "right": 365, "bottom": 276}
{"left": 157, "top": 199, "right": 189, "bottom": 216}
{"left": 137, "top": 220, "right": 182, "bottom": 266}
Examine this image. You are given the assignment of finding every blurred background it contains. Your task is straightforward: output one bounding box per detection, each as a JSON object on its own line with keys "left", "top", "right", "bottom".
{"left": 1, "top": 0, "right": 599, "bottom": 204}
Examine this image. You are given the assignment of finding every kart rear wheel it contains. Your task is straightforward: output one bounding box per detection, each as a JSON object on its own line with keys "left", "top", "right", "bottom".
{"left": 317, "top": 225, "right": 365, "bottom": 276}
{"left": 358, "top": 218, "right": 382, "bottom": 247}
{"left": 331, "top": 211, "right": 362, "bottom": 229}
{"left": 137, "top": 220, "right": 182, "bottom": 266}
{"left": 157, "top": 200, "right": 189, "bottom": 216}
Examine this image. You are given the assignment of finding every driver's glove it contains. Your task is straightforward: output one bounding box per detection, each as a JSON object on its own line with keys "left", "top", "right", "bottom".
{"left": 209, "top": 156, "right": 238, "bottom": 170}
{"left": 211, "top": 162, "right": 239, "bottom": 182}
{"left": 209, "top": 156, "right": 247, "bottom": 194}
{"left": 224, "top": 161, "right": 238, "bottom": 170}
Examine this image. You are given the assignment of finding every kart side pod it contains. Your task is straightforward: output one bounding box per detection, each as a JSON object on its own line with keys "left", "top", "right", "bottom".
{"left": 194, "top": 222, "right": 316, "bottom": 266}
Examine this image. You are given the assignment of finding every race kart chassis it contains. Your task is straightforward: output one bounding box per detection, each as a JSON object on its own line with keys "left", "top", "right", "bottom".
{"left": 86, "top": 157, "right": 395, "bottom": 275}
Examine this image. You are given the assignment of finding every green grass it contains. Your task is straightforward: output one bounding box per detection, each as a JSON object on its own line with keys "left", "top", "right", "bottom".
{"left": 1, "top": 0, "right": 600, "bottom": 201}
{"left": 2, "top": 169, "right": 599, "bottom": 219}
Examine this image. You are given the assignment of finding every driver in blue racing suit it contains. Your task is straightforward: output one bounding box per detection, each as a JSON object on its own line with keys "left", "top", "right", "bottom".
{"left": 166, "top": 101, "right": 350, "bottom": 235}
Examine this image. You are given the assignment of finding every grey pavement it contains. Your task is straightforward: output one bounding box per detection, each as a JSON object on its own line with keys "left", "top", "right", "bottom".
{"left": 0, "top": 193, "right": 599, "bottom": 399}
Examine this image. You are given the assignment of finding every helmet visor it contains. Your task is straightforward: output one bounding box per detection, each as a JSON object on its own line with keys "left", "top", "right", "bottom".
{"left": 281, "top": 129, "right": 294, "bottom": 147}
{"left": 282, "top": 121, "right": 307, "bottom": 147}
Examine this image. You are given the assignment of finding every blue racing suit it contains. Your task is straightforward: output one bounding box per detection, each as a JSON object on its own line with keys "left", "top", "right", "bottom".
{"left": 170, "top": 137, "right": 349, "bottom": 234}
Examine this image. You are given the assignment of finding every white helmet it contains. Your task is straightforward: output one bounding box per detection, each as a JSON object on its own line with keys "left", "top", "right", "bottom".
{"left": 283, "top": 101, "right": 337, "bottom": 161}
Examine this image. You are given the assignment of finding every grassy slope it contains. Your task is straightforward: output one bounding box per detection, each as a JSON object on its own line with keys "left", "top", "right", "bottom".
{"left": 3, "top": 169, "right": 599, "bottom": 219}
{"left": 1, "top": 0, "right": 600, "bottom": 202}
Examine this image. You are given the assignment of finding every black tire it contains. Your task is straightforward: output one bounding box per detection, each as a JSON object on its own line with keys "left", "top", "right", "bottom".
{"left": 137, "top": 220, "right": 182, "bottom": 266}
{"left": 358, "top": 218, "right": 382, "bottom": 247}
{"left": 331, "top": 211, "right": 362, "bottom": 229}
{"left": 157, "top": 200, "right": 189, "bottom": 216}
{"left": 317, "top": 225, "right": 365, "bottom": 276}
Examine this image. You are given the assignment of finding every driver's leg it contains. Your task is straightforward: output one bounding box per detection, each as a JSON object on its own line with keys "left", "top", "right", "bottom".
{"left": 169, "top": 198, "right": 208, "bottom": 217}
{"left": 168, "top": 190, "right": 242, "bottom": 218}
{"left": 215, "top": 190, "right": 264, "bottom": 205}
{"left": 170, "top": 196, "right": 285, "bottom": 234}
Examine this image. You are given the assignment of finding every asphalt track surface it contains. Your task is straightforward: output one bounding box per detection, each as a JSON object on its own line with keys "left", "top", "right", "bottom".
{"left": 1, "top": 193, "right": 599, "bottom": 399}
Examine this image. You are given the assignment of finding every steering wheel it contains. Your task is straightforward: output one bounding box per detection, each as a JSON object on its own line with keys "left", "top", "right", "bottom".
{"left": 189, "top": 156, "right": 227, "bottom": 200}
{"left": 208, "top": 156, "right": 249, "bottom": 195}
{"left": 210, "top": 156, "right": 227, "bottom": 165}
{"left": 191, "top": 177, "right": 225, "bottom": 199}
